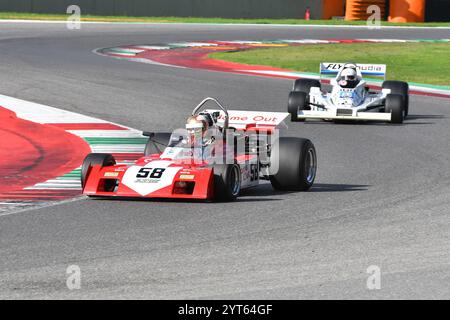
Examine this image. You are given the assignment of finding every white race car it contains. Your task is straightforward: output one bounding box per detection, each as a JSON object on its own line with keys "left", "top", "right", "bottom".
{"left": 288, "top": 62, "right": 409, "bottom": 124}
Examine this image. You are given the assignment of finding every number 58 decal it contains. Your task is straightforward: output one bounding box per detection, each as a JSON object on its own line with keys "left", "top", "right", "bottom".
{"left": 136, "top": 168, "right": 166, "bottom": 179}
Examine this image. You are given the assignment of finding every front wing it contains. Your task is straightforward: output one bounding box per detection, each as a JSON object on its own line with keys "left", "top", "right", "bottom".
{"left": 297, "top": 110, "right": 392, "bottom": 121}
{"left": 83, "top": 164, "right": 215, "bottom": 200}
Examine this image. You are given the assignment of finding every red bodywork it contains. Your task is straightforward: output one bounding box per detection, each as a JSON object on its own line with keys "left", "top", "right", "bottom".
{"left": 83, "top": 154, "right": 215, "bottom": 200}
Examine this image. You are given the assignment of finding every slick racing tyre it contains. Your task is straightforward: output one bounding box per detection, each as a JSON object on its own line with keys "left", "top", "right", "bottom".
{"left": 288, "top": 91, "right": 308, "bottom": 122}
{"left": 81, "top": 153, "right": 116, "bottom": 191}
{"left": 382, "top": 80, "right": 409, "bottom": 117}
{"left": 385, "top": 94, "right": 406, "bottom": 124}
{"left": 144, "top": 132, "right": 172, "bottom": 156}
{"left": 213, "top": 164, "right": 241, "bottom": 202}
{"left": 293, "top": 78, "right": 321, "bottom": 93}
{"left": 269, "top": 137, "right": 317, "bottom": 191}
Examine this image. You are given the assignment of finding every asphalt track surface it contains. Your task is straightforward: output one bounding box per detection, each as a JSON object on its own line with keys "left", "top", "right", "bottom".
{"left": 0, "top": 22, "right": 449, "bottom": 299}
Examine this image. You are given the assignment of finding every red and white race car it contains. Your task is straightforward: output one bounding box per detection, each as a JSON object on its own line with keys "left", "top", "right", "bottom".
{"left": 81, "top": 97, "right": 317, "bottom": 201}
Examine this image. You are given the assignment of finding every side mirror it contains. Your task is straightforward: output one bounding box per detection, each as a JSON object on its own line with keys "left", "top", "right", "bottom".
{"left": 142, "top": 131, "right": 154, "bottom": 137}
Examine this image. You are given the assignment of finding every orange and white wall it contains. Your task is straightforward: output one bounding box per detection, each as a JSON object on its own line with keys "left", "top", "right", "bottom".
{"left": 322, "top": 0, "right": 432, "bottom": 23}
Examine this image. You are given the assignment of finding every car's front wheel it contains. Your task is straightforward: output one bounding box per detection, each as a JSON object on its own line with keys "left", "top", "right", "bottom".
{"left": 385, "top": 93, "right": 406, "bottom": 124}
{"left": 81, "top": 153, "right": 116, "bottom": 191}
{"left": 293, "top": 78, "right": 321, "bottom": 93}
{"left": 213, "top": 164, "right": 241, "bottom": 201}
{"left": 382, "top": 80, "right": 409, "bottom": 117}
{"left": 288, "top": 91, "right": 308, "bottom": 122}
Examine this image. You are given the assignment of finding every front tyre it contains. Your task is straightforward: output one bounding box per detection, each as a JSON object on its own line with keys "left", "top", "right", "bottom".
{"left": 385, "top": 94, "right": 405, "bottom": 124}
{"left": 269, "top": 137, "right": 317, "bottom": 191}
{"left": 213, "top": 164, "right": 241, "bottom": 202}
{"left": 81, "top": 153, "right": 116, "bottom": 191}
{"left": 382, "top": 80, "right": 409, "bottom": 117}
{"left": 293, "top": 78, "right": 321, "bottom": 93}
{"left": 288, "top": 91, "right": 308, "bottom": 122}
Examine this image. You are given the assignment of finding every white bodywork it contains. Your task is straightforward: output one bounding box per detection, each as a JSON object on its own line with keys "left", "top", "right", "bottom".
{"left": 297, "top": 63, "right": 392, "bottom": 121}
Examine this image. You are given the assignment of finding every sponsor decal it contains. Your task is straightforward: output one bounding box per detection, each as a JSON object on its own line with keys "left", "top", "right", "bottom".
{"left": 253, "top": 116, "right": 278, "bottom": 122}
{"left": 216, "top": 111, "right": 287, "bottom": 125}
{"left": 180, "top": 174, "right": 195, "bottom": 180}
{"left": 321, "top": 63, "right": 386, "bottom": 76}
{"left": 324, "top": 63, "right": 344, "bottom": 70}
{"left": 134, "top": 178, "right": 160, "bottom": 183}
{"left": 104, "top": 172, "right": 119, "bottom": 177}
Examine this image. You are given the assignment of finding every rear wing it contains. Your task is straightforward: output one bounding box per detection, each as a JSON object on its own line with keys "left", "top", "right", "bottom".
{"left": 320, "top": 62, "right": 387, "bottom": 80}
{"left": 207, "top": 109, "right": 289, "bottom": 131}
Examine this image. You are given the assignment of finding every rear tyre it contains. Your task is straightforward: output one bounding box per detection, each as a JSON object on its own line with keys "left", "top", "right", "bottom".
{"left": 382, "top": 80, "right": 409, "bottom": 117}
{"left": 213, "top": 164, "right": 241, "bottom": 202}
{"left": 385, "top": 94, "right": 405, "bottom": 124}
{"left": 293, "top": 78, "right": 321, "bottom": 93}
{"left": 288, "top": 91, "right": 308, "bottom": 122}
{"left": 81, "top": 153, "right": 116, "bottom": 191}
{"left": 144, "top": 132, "right": 172, "bottom": 156}
{"left": 269, "top": 137, "right": 317, "bottom": 191}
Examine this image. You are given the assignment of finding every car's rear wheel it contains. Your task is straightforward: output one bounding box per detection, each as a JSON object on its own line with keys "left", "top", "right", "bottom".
{"left": 385, "top": 93, "right": 406, "bottom": 124}
{"left": 382, "top": 80, "right": 409, "bottom": 117}
{"left": 213, "top": 164, "right": 241, "bottom": 201}
{"left": 288, "top": 91, "right": 308, "bottom": 122}
{"left": 293, "top": 78, "right": 321, "bottom": 93}
{"left": 81, "top": 153, "right": 116, "bottom": 191}
{"left": 269, "top": 137, "right": 317, "bottom": 191}
{"left": 144, "top": 132, "right": 172, "bottom": 156}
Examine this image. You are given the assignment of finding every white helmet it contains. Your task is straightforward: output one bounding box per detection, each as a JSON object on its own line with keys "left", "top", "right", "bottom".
{"left": 186, "top": 115, "right": 209, "bottom": 132}
{"left": 186, "top": 115, "right": 209, "bottom": 145}
{"left": 341, "top": 68, "right": 358, "bottom": 81}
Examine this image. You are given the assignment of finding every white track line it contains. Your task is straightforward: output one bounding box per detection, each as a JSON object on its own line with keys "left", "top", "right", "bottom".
{"left": 0, "top": 197, "right": 85, "bottom": 217}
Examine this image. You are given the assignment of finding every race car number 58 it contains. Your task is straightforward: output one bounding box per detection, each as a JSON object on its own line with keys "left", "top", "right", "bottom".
{"left": 136, "top": 168, "right": 166, "bottom": 179}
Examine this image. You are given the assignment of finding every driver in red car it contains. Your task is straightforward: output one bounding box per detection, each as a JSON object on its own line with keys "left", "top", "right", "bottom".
{"left": 185, "top": 114, "right": 215, "bottom": 161}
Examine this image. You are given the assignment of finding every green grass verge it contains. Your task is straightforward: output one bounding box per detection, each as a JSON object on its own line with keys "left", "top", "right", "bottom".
{"left": 0, "top": 12, "right": 449, "bottom": 27}
{"left": 210, "top": 42, "right": 450, "bottom": 86}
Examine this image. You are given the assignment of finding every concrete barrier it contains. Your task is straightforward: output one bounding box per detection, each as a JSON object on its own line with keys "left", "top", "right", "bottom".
{"left": 0, "top": 0, "right": 324, "bottom": 20}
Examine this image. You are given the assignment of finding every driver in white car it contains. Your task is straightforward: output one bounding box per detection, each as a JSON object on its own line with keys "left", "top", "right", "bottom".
{"left": 338, "top": 67, "right": 360, "bottom": 89}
